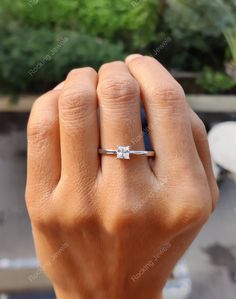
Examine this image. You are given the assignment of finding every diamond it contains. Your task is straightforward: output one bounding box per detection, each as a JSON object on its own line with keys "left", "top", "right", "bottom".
{"left": 117, "top": 146, "right": 130, "bottom": 159}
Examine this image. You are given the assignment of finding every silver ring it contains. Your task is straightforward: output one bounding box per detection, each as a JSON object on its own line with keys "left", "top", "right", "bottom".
{"left": 98, "top": 146, "right": 155, "bottom": 160}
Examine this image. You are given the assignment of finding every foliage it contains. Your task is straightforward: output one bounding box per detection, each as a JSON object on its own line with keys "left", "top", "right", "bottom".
{"left": 76, "top": 0, "right": 160, "bottom": 50}
{"left": 0, "top": 24, "right": 125, "bottom": 94}
{"left": 0, "top": 0, "right": 235, "bottom": 94}
{"left": 196, "top": 67, "right": 236, "bottom": 94}
{"left": 165, "top": 0, "right": 236, "bottom": 64}
{"left": 0, "top": 0, "right": 160, "bottom": 50}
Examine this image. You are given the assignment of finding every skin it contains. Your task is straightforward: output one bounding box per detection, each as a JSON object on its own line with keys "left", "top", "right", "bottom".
{"left": 25, "top": 54, "right": 219, "bottom": 299}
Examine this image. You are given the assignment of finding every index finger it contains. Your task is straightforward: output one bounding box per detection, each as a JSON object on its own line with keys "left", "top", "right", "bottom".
{"left": 126, "top": 55, "right": 199, "bottom": 173}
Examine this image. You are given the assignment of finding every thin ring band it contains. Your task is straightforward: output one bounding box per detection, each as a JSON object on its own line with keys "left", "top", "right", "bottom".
{"left": 98, "top": 146, "right": 155, "bottom": 160}
{"left": 98, "top": 149, "right": 155, "bottom": 156}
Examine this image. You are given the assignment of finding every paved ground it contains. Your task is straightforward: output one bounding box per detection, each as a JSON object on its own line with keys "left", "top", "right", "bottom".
{"left": 0, "top": 113, "right": 236, "bottom": 298}
{"left": 186, "top": 178, "right": 236, "bottom": 299}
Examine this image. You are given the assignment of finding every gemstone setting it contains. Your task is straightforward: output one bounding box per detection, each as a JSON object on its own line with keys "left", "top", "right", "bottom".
{"left": 116, "top": 146, "right": 130, "bottom": 159}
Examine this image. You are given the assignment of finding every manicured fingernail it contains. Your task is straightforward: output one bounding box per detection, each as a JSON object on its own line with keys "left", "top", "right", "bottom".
{"left": 125, "top": 54, "right": 142, "bottom": 64}
{"left": 54, "top": 81, "right": 65, "bottom": 90}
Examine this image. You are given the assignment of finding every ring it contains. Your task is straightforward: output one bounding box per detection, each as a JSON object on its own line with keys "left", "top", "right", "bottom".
{"left": 98, "top": 146, "right": 155, "bottom": 160}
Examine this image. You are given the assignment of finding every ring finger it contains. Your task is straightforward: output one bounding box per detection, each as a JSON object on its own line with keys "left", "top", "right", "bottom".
{"left": 97, "top": 61, "right": 149, "bottom": 174}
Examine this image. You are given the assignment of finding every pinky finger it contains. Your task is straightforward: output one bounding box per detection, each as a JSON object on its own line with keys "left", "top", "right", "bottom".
{"left": 190, "top": 110, "right": 219, "bottom": 210}
{"left": 26, "top": 90, "right": 61, "bottom": 205}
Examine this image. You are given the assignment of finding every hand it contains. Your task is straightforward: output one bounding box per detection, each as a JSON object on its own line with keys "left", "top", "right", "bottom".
{"left": 26, "top": 55, "right": 219, "bottom": 299}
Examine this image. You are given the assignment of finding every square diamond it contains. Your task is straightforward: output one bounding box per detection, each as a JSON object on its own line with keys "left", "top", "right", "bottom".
{"left": 117, "top": 146, "right": 130, "bottom": 159}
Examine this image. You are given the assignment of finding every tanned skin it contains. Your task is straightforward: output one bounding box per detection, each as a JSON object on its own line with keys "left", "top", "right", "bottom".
{"left": 26, "top": 54, "right": 219, "bottom": 299}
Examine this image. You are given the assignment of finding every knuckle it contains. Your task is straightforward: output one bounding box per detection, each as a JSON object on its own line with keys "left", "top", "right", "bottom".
{"left": 59, "top": 87, "right": 95, "bottom": 124}
{"left": 27, "top": 119, "right": 54, "bottom": 141}
{"left": 198, "top": 119, "right": 207, "bottom": 135}
{"left": 193, "top": 116, "right": 207, "bottom": 137}
{"left": 67, "top": 67, "right": 96, "bottom": 78}
{"left": 168, "top": 205, "right": 203, "bottom": 232}
{"left": 53, "top": 184, "right": 98, "bottom": 231}
{"left": 28, "top": 116, "right": 55, "bottom": 144}
{"left": 129, "top": 55, "right": 150, "bottom": 69}
{"left": 151, "top": 83, "right": 185, "bottom": 105}
{"left": 60, "top": 87, "right": 95, "bottom": 111}
{"left": 61, "top": 209, "right": 97, "bottom": 232}
{"left": 162, "top": 176, "right": 213, "bottom": 232}
{"left": 67, "top": 68, "right": 81, "bottom": 78}
{"left": 98, "top": 76, "right": 139, "bottom": 104}
{"left": 173, "top": 194, "right": 211, "bottom": 230}
{"left": 31, "top": 90, "right": 58, "bottom": 112}
{"left": 99, "top": 61, "right": 123, "bottom": 71}
{"left": 104, "top": 209, "right": 141, "bottom": 235}
{"left": 186, "top": 202, "right": 209, "bottom": 225}
{"left": 28, "top": 93, "right": 58, "bottom": 142}
{"left": 29, "top": 208, "right": 58, "bottom": 231}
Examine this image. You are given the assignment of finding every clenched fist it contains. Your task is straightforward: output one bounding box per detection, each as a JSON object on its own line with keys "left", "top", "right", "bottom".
{"left": 25, "top": 55, "right": 219, "bottom": 299}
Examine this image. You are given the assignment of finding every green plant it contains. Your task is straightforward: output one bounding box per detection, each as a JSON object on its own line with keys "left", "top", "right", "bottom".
{"left": 216, "top": 0, "right": 236, "bottom": 65}
{"left": 164, "top": 2, "right": 225, "bottom": 71}
{"left": 0, "top": 24, "right": 126, "bottom": 94}
{"left": 166, "top": 0, "right": 236, "bottom": 65}
{"left": 224, "top": 24, "right": 236, "bottom": 67}
{"left": 0, "top": 0, "right": 160, "bottom": 50}
{"left": 196, "top": 67, "right": 235, "bottom": 94}
{"left": 78, "top": 0, "right": 161, "bottom": 50}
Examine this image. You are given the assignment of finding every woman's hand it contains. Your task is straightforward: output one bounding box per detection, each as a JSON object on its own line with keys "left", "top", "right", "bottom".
{"left": 26, "top": 55, "right": 219, "bottom": 299}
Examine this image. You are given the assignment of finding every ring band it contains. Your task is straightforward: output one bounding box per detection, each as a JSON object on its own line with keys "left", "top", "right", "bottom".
{"left": 98, "top": 146, "right": 155, "bottom": 160}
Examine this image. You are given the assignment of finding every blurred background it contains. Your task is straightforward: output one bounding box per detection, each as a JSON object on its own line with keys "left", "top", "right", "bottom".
{"left": 0, "top": 0, "right": 236, "bottom": 298}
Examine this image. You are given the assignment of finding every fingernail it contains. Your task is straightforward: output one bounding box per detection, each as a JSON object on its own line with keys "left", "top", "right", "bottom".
{"left": 125, "top": 54, "right": 142, "bottom": 64}
{"left": 54, "top": 81, "right": 65, "bottom": 90}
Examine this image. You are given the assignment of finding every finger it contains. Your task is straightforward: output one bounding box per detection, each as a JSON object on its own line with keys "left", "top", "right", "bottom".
{"left": 54, "top": 81, "right": 65, "bottom": 90}
{"left": 190, "top": 110, "right": 219, "bottom": 210}
{"left": 97, "top": 61, "right": 148, "bottom": 172}
{"left": 26, "top": 90, "right": 61, "bottom": 200}
{"left": 58, "top": 68, "right": 99, "bottom": 180}
{"left": 126, "top": 55, "right": 199, "bottom": 173}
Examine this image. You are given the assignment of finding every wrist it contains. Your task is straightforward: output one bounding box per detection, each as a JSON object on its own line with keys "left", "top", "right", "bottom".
{"left": 54, "top": 289, "right": 82, "bottom": 299}
{"left": 55, "top": 288, "right": 163, "bottom": 299}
